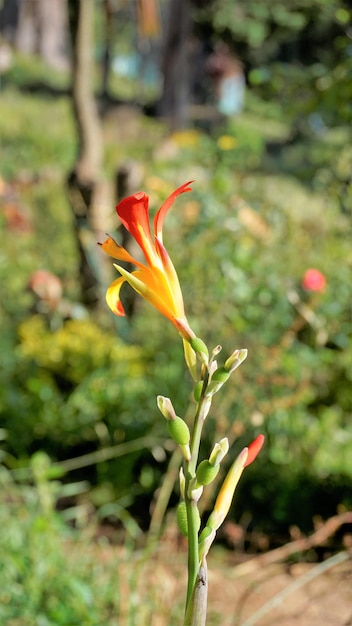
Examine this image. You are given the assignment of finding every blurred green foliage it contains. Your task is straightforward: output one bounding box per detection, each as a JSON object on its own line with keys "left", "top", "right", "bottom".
{"left": 0, "top": 456, "right": 106, "bottom": 625}
{"left": 0, "top": 34, "right": 351, "bottom": 551}
{"left": 0, "top": 89, "right": 75, "bottom": 179}
{"left": 136, "top": 155, "right": 351, "bottom": 532}
{"left": 0, "top": 7, "right": 350, "bottom": 623}
{"left": 0, "top": 455, "right": 171, "bottom": 626}
{"left": 195, "top": 0, "right": 352, "bottom": 212}
{"left": 195, "top": 0, "right": 350, "bottom": 72}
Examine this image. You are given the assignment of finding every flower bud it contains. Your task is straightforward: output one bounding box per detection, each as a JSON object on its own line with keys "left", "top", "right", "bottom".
{"left": 198, "top": 525, "right": 216, "bottom": 561}
{"left": 193, "top": 381, "right": 203, "bottom": 403}
{"left": 207, "top": 447, "right": 248, "bottom": 532}
{"left": 224, "top": 348, "right": 248, "bottom": 373}
{"left": 209, "top": 438, "right": 229, "bottom": 466}
{"left": 167, "top": 417, "right": 190, "bottom": 446}
{"left": 182, "top": 338, "right": 198, "bottom": 382}
{"left": 177, "top": 501, "right": 189, "bottom": 537}
{"left": 157, "top": 395, "right": 177, "bottom": 420}
{"left": 179, "top": 467, "right": 186, "bottom": 499}
{"left": 177, "top": 501, "right": 201, "bottom": 538}
{"left": 208, "top": 359, "right": 218, "bottom": 378}
{"left": 244, "top": 434, "right": 265, "bottom": 467}
{"left": 187, "top": 479, "right": 204, "bottom": 502}
{"left": 201, "top": 395, "right": 212, "bottom": 421}
{"left": 211, "top": 367, "right": 230, "bottom": 384}
{"left": 196, "top": 460, "right": 220, "bottom": 486}
{"left": 190, "top": 337, "right": 209, "bottom": 365}
{"left": 206, "top": 366, "right": 230, "bottom": 396}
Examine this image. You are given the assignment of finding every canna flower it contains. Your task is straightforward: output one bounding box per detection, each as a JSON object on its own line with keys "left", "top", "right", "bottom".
{"left": 99, "top": 181, "right": 198, "bottom": 374}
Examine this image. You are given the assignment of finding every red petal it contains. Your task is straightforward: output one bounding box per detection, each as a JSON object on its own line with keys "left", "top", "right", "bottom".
{"left": 244, "top": 434, "right": 265, "bottom": 467}
{"left": 116, "top": 192, "right": 156, "bottom": 265}
{"left": 154, "top": 181, "right": 193, "bottom": 241}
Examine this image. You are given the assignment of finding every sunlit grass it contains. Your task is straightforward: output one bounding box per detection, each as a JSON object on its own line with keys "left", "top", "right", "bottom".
{"left": 0, "top": 89, "right": 76, "bottom": 177}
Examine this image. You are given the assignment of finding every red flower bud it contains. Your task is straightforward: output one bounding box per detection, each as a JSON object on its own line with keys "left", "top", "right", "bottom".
{"left": 244, "top": 434, "right": 265, "bottom": 467}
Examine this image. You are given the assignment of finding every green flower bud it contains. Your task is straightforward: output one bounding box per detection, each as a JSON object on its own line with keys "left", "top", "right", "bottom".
{"left": 198, "top": 525, "right": 216, "bottom": 560}
{"left": 177, "top": 501, "right": 189, "bottom": 537}
{"left": 196, "top": 460, "right": 220, "bottom": 485}
{"left": 193, "top": 381, "right": 203, "bottom": 403}
{"left": 167, "top": 416, "right": 190, "bottom": 446}
{"left": 206, "top": 381, "right": 226, "bottom": 397}
{"left": 205, "top": 366, "right": 231, "bottom": 397}
{"left": 190, "top": 337, "right": 209, "bottom": 364}
{"left": 211, "top": 367, "right": 230, "bottom": 384}
{"left": 177, "top": 501, "right": 201, "bottom": 537}
{"left": 198, "top": 524, "right": 213, "bottom": 545}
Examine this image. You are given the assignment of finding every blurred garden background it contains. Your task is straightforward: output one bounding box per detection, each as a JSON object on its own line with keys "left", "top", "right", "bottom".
{"left": 0, "top": 0, "right": 351, "bottom": 624}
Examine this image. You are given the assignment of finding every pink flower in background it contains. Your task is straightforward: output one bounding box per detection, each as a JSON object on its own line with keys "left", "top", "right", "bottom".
{"left": 302, "top": 268, "right": 326, "bottom": 293}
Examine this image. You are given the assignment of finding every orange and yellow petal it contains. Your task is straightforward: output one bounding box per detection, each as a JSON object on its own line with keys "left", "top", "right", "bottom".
{"left": 208, "top": 448, "right": 248, "bottom": 530}
{"left": 105, "top": 183, "right": 197, "bottom": 354}
{"left": 99, "top": 235, "right": 143, "bottom": 266}
{"left": 155, "top": 237, "right": 185, "bottom": 315}
{"left": 114, "top": 264, "right": 178, "bottom": 323}
{"left": 106, "top": 275, "right": 127, "bottom": 316}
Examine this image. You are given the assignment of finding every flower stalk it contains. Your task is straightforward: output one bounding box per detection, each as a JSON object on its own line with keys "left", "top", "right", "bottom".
{"left": 184, "top": 558, "right": 208, "bottom": 626}
{"left": 100, "top": 182, "right": 265, "bottom": 626}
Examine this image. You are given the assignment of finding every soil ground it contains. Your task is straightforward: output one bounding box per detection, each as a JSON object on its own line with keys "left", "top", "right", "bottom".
{"left": 206, "top": 551, "right": 352, "bottom": 626}
{"left": 96, "top": 531, "right": 351, "bottom": 626}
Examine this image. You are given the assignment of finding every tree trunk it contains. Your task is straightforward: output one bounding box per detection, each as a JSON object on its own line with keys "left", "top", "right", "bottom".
{"left": 67, "top": 0, "right": 104, "bottom": 309}
{"left": 14, "top": 0, "right": 37, "bottom": 55}
{"left": 37, "top": 0, "right": 68, "bottom": 71}
{"left": 159, "top": 0, "right": 192, "bottom": 130}
{"left": 11, "top": 0, "right": 68, "bottom": 70}
{"left": 101, "top": 0, "right": 115, "bottom": 99}
{"left": 0, "top": 0, "right": 21, "bottom": 43}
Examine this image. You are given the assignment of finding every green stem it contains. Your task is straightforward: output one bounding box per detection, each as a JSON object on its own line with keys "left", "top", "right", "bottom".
{"left": 184, "top": 374, "right": 212, "bottom": 619}
{"left": 188, "top": 399, "right": 206, "bottom": 474}
{"left": 184, "top": 558, "right": 208, "bottom": 626}
{"left": 189, "top": 374, "right": 211, "bottom": 474}
{"left": 185, "top": 499, "right": 200, "bottom": 608}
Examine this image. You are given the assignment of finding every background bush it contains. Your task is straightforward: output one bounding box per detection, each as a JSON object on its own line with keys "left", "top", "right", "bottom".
{"left": 0, "top": 37, "right": 350, "bottom": 541}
